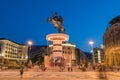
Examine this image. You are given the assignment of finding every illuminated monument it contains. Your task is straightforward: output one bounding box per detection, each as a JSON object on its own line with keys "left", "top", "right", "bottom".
{"left": 45, "top": 13, "right": 72, "bottom": 68}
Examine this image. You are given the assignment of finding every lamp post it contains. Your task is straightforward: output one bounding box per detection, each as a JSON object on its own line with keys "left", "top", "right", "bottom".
{"left": 89, "top": 41, "right": 94, "bottom": 52}
{"left": 89, "top": 41, "right": 95, "bottom": 65}
{"left": 27, "top": 40, "right": 32, "bottom": 64}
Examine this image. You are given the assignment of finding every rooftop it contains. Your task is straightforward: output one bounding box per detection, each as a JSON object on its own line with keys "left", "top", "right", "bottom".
{"left": 0, "top": 38, "right": 25, "bottom": 45}
{"left": 109, "top": 15, "right": 120, "bottom": 25}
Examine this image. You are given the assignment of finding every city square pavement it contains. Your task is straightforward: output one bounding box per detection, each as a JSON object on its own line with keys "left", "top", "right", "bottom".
{"left": 0, "top": 69, "right": 120, "bottom": 80}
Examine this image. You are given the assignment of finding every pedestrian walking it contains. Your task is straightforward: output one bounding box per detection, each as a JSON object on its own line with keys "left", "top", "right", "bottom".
{"left": 20, "top": 68, "right": 24, "bottom": 78}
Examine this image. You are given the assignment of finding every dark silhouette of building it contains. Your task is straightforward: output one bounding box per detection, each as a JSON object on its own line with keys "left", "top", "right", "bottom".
{"left": 29, "top": 45, "right": 48, "bottom": 64}
{"left": 75, "top": 48, "right": 88, "bottom": 65}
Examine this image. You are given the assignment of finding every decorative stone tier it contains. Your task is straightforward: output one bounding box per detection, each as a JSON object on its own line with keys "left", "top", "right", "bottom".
{"left": 46, "top": 33, "right": 69, "bottom": 41}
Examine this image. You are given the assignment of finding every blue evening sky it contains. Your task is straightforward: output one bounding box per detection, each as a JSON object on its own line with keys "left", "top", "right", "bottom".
{"left": 0, "top": 0, "right": 120, "bottom": 52}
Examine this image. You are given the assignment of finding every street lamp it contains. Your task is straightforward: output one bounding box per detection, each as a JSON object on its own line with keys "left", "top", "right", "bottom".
{"left": 27, "top": 40, "right": 32, "bottom": 64}
{"left": 89, "top": 41, "right": 94, "bottom": 53}
{"left": 89, "top": 40, "right": 95, "bottom": 65}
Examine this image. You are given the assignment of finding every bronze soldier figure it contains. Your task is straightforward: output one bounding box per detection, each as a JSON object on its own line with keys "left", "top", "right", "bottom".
{"left": 47, "top": 12, "right": 66, "bottom": 34}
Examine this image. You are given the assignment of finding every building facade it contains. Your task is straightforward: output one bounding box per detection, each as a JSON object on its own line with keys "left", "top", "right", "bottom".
{"left": 0, "top": 38, "right": 28, "bottom": 67}
{"left": 93, "top": 48, "right": 104, "bottom": 64}
{"left": 103, "top": 16, "right": 120, "bottom": 66}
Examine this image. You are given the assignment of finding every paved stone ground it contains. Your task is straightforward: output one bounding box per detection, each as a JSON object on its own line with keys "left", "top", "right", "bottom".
{"left": 0, "top": 71, "right": 120, "bottom": 80}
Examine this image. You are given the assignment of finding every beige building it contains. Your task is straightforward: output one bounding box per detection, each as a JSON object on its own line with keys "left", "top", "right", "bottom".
{"left": 0, "top": 38, "right": 28, "bottom": 67}
{"left": 103, "top": 16, "right": 120, "bottom": 66}
{"left": 93, "top": 48, "right": 104, "bottom": 64}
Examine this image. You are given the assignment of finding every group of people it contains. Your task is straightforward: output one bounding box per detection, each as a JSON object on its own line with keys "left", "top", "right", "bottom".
{"left": 20, "top": 63, "right": 120, "bottom": 78}
{"left": 78, "top": 64, "right": 87, "bottom": 72}
{"left": 59, "top": 63, "right": 73, "bottom": 72}
{"left": 78, "top": 64, "right": 120, "bottom": 72}
{"left": 40, "top": 64, "right": 46, "bottom": 71}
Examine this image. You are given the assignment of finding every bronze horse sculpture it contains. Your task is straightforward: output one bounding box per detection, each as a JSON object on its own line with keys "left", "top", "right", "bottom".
{"left": 47, "top": 12, "right": 66, "bottom": 34}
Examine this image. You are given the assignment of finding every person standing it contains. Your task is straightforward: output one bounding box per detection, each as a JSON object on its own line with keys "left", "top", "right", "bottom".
{"left": 67, "top": 63, "right": 71, "bottom": 72}
{"left": 71, "top": 66, "right": 73, "bottom": 72}
{"left": 92, "top": 65, "right": 96, "bottom": 71}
